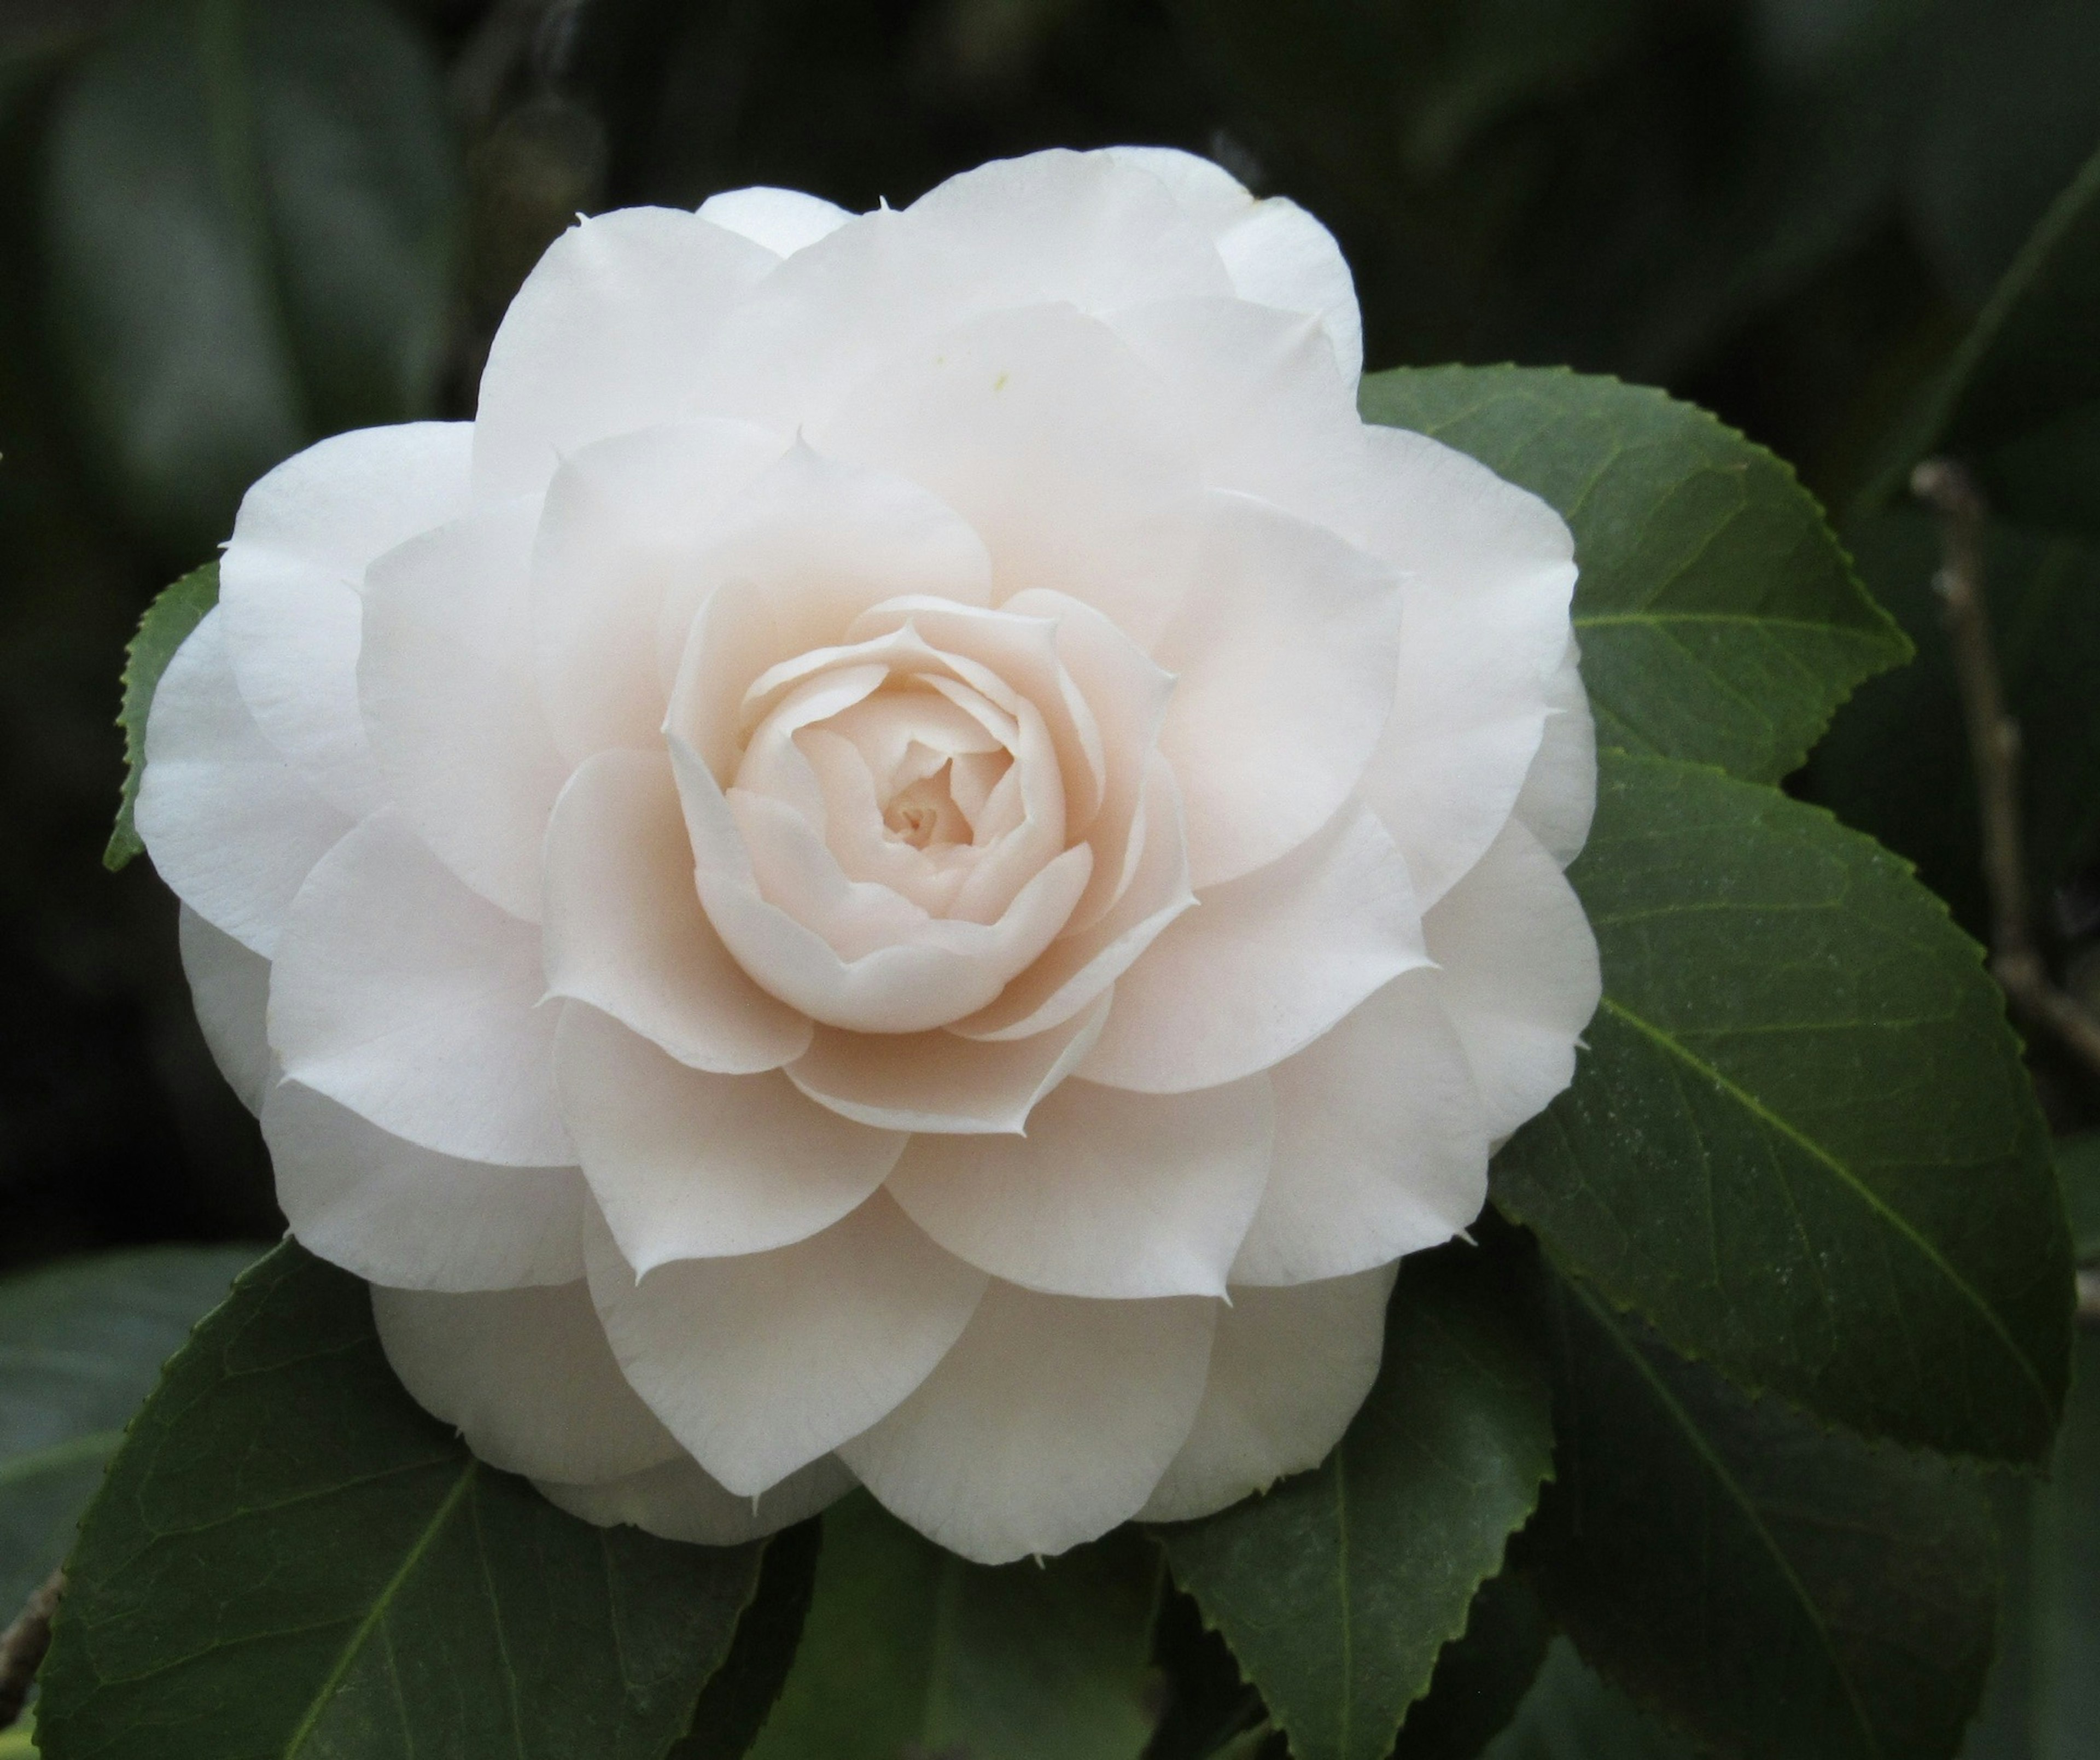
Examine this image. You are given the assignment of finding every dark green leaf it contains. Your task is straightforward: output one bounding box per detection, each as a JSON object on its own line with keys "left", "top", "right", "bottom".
{"left": 0, "top": 1245, "right": 256, "bottom": 1620}
{"left": 1807, "top": 509, "right": 2100, "bottom": 937}
{"left": 1530, "top": 1273, "right": 1999, "bottom": 1760}
{"left": 102, "top": 562, "right": 217, "bottom": 872}
{"left": 1493, "top": 749, "right": 2074, "bottom": 1462}
{"left": 1158, "top": 1245, "right": 1555, "bottom": 1760}
{"left": 2056, "top": 1136, "right": 2100, "bottom": 1264}
{"left": 1360, "top": 364, "right": 1906, "bottom": 782}
{"left": 749, "top": 1489, "right": 1161, "bottom": 1759}
{"left": 2018, "top": 1326, "right": 2100, "bottom": 1752}
{"left": 43, "top": 0, "right": 457, "bottom": 562}
{"left": 672, "top": 1518, "right": 822, "bottom": 1760}
{"left": 1390, "top": 1566, "right": 1550, "bottom": 1760}
{"left": 37, "top": 1242, "right": 769, "bottom": 1760}
{"left": 1480, "top": 1639, "right": 1698, "bottom": 1760}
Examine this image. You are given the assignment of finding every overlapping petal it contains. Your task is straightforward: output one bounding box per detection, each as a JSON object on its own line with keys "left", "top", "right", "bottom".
{"left": 175, "top": 905, "right": 272, "bottom": 1115}
{"left": 536, "top": 1453, "right": 854, "bottom": 1543}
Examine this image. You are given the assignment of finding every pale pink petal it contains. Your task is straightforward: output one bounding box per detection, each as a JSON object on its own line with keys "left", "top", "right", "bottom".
{"left": 360, "top": 497, "right": 569, "bottom": 922}
{"left": 176, "top": 905, "right": 271, "bottom": 1115}
{"left": 1154, "top": 492, "right": 1403, "bottom": 889}
{"left": 270, "top": 809, "right": 571, "bottom": 1167}
{"left": 1081, "top": 800, "right": 1428, "bottom": 1094}
{"left": 371, "top": 1278, "right": 681, "bottom": 1483}
{"left": 1356, "top": 425, "right": 1578, "bottom": 910}
{"left": 838, "top": 1280, "right": 1216, "bottom": 1564}
{"left": 1212, "top": 196, "right": 1362, "bottom": 384}
{"left": 536, "top": 1453, "right": 854, "bottom": 1543}
{"left": 544, "top": 749, "right": 810, "bottom": 1073}
{"left": 473, "top": 207, "right": 776, "bottom": 499}
{"left": 818, "top": 304, "right": 1206, "bottom": 648}
{"left": 696, "top": 185, "right": 854, "bottom": 257}
{"left": 532, "top": 419, "right": 786, "bottom": 764}
{"left": 1140, "top": 1267, "right": 1395, "bottom": 1523}
{"left": 1230, "top": 971, "right": 1488, "bottom": 1286}
{"left": 218, "top": 421, "right": 472, "bottom": 817}
{"left": 1512, "top": 637, "right": 1597, "bottom": 868}
{"left": 584, "top": 1193, "right": 988, "bottom": 1496}
{"left": 136, "top": 609, "right": 355, "bottom": 957}
{"left": 886, "top": 1073, "right": 1272, "bottom": 1298}
{"left": 264, "top": 1079, "right": 586, "bottom": 1292}
{"left": 555, "top": 1003, "right": 904, "bottom": 1273}
{"left": 1425, "top": 817, "right": 1602, "bottom": 1141}
{"left": 786, "top": 990, "right": 1110, "bottom": 1134}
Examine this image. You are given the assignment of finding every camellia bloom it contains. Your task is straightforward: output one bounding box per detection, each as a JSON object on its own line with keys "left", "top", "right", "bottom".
{"left": 138, "top": 147, "right": 1600, "bottom": 1564}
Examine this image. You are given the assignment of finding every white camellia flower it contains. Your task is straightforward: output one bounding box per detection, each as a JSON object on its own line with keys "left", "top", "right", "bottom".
{"left": 138, "top": 146, "right": 1600, "bottom": 1564}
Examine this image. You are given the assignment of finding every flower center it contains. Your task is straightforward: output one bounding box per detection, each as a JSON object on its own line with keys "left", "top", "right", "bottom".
{"left": 882, "top": 766, "right": 969, "bottom": 850}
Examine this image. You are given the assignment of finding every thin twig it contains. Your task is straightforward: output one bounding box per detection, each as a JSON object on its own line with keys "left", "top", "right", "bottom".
{"left": 1912, "top": 459, "right": 2100, "bottom": 1083}
{"left": 0, "top": 1569, "right": 62, "bottom": 1731}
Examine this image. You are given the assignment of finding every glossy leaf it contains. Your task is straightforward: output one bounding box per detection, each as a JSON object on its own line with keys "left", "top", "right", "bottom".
{"left": 1480, "top": 1639, "right": 1699, "bottom": 1760}
{"left": 102, "top": 562, "right": 217, "bottom": 872}
{"left": 1390, "top": 1566, "right": 1550, "bottom": 1760}
{"left": 1360, "top": 364, "right": 1906, "bottom": 783}
{"left": 1493, "top": 749, "right": 2074, "bottom": 1462}
{"left": 43, "top": 0, "right": 457, "bottom": 562}
{"left": 0, "top": 1245, "right": 255, "bottom": 1620}
{"left": 1158, "top": 1244, "right": 1555, "bottom": 1760}
{"left": 749, "top": 1489, "right": 1159, "bottom": 1760}
{"left": 1807, "top": 510, "right": 2100, "bottom": 940}
{"left": 36, "top": 1242, "right": 775, "bottom": 1760}
{"left": 670, "top": 1518, "right": 822, "bottom": 1760}
{"left": 1530, "top": 1273, "right": 1999, "bottom": 1760}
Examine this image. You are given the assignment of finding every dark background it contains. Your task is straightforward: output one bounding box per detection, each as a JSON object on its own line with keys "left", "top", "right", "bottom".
{"left": 5, "top": 0, "right": 2099, "bottom": 1270}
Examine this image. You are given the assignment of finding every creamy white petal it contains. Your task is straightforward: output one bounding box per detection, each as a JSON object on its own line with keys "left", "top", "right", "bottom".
{"left": 372, "top": 1278, "right": 681, "bottom": 1483}
{"left": 218, "top": 421, "right": 472, "bottom": 817}
{"left": 360, "top": 496, "right": 569, "bottom": 922}
{"left": 533, "top": 419, "right": 788, "bottom": 764}
{"left": 1140, "top": 1267, "right": 1395, "bottom": 1523}
{"left": 1154, "top": 492, "right": 1403, "bottom": 889}
{"left": 1512, "top": 637, "right": 1597, "bottom": 868}
{"left": 696, "top": 185, "right": 855, "bottom": 258}
{"left": 1082, "top": 800, "right": 1428, "bottom": 1094}
{"left": 176, "top": 905, "right": 271, "bottom": 1115}
{"left": 544, "top": 749, "right": 811, "bottom": 1074}
{"left": 1100, "top": 144, "right": 1251, "bottom": 226}
{"left": 270, "top": 809, "right": 571, "bottom": 1167}
{"left": 536, "top": 1453, "right": 854, "bottom": 1544}
{"left": 1212, "top": 195, "right": 1362, "bottom": 385}
{"left": 556, "top": 1003, "right": 903, "bottom": 1273}
{"left": 584, "top": 1194, "right": 988, "bottom": 1497}
{"left": 136, "top": 609, "right": 355, "bottom": 958}
{"left": 474, "top": 207, "right": 777, "bottom": 499}
{"left": 838, "top": 1280, "right": 1216, "bottom": 1564}
{"left": 1356, "top": 425, "right": 1578, "bottom": 911}
{"left": 1424, "top": 817, "right": 1602, "bottom": 1142}
{"left": 264, "top": 1079, "right": 586, "bottom": 1292}
{"left": 1230, "top": 971, "right": 1488, "bottom": 1286}
{"left": 788, "top": 991, "right": 1108, "bottom": 1134}
{"left": 887, "top": 1073, "right": 1272, "bottom": 1298}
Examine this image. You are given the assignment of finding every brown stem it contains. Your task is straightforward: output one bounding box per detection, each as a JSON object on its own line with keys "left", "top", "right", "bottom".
{"left": 1912, "top": 459, "right": 2100, "bottom": 1086}
{"left": 0, "top": 1569, "right": 62, "bottom": 1731}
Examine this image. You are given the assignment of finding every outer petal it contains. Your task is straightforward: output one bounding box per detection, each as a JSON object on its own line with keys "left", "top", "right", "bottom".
{"left": 886, "top": 1073, "right": 1273, "bottom": 1298}
{"left": 583, "top": 1194, "right": 988, "bottom": 1497}
{"left": 536, "top": 1453, "right": 854, "bottom": 1544}
{"left": 1424, "top": 817, "right": 1602, "bottom": 1142}
{"left": 785, "top": 991, "right": 1110, "bottom": 1134}
{"left": 372, "top": 1278, "right": 682, "bottom": 1484}
{"left": 473, "top": 207, "right": 777, "bottom": 499}
{"left": 838, "top": 1280, "right": 1216, "bottom": 1564}
{"left": 1512, "top": 637, "right": 1598, "bottom": 868}
{"left": 555, "top": 1003, "right": 904, "bottom": 1273}
{"left": 696, "top": 185, "right": 854, "bottom": 257}
{"left": 360, "top": 496, "right": 569, "bottom": 922}
{"left": 1153, "top": 492, "right": 1403, "bottom": 889}
{"left": 263, "top": 1079, "right": 586, "bottom": 1292}
{"left": 176, "top": 905, "right": 272, "bottom": 1115}
{"left": 1081, "top": 800, "right": 1428, "bottom": 1094}
{"left": 270, "top": 809, "right": 571, "bottom": 1167}
{"left": 1140, "top": 1267, "right": 1396, "bottom": 1523}
{"left": 136, "top": 609, "right": 354, "bottom": 958}
{"left": 1230, "top": 971, "right": 1488, "bottom": 1286}
{"left": 1356, "top": 425, "right": 1577, "bottom": 911}
{"left": 544, "top": 750, "right": 811, "bottom": 1074}
{"left": 218, "top": 421, "right": 473, "bottom": 817}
